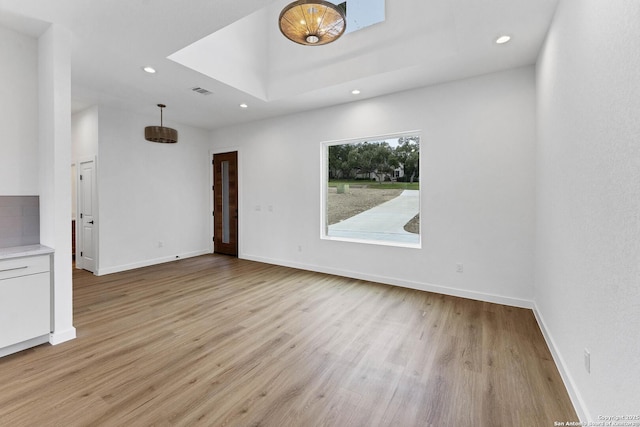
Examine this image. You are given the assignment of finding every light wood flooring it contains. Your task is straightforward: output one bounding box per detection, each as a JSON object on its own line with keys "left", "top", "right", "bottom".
{"left": 0, "top": 255, "right": 577, "bottom": 426}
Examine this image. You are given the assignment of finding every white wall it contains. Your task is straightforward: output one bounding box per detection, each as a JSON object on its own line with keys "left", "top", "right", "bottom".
{"left": 38, "top": 24, "right": 75, "bottom": 345}
{"left": 97, "top": 106, "right": 212, "bottom": 274}
{"left": 0, "top": 24, "right": 39, "bottom": 195}
{"left": 72, "top": 105, "right": 99, "bottom": 161}
{"left": 211, "top": 67, "right": 537, "bottom": 306}
{"left": 536, "top": 0, "right": 640, "bottom": 420}
{"left": 0, "top": 21, "right": 75, "bottom": 345}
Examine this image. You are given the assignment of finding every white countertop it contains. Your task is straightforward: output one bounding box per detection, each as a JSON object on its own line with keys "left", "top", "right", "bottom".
{"left": 0, "top": 245, "right": 54, "bottom": 260}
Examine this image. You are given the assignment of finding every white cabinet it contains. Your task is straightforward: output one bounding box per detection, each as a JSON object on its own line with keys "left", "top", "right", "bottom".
{"left": 0, "top": 254, "right": 51, "bottom": 352}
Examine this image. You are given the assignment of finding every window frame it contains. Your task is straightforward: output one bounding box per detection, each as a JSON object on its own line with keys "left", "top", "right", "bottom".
{"left": 320, "top": 130, "right": 422, "bottom": 248}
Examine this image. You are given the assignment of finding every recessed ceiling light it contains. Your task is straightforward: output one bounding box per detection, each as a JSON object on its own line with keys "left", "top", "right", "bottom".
{"left": 142, "top": 66, "right": 156, "bottom": 74}
{"left": 495, "top": 35, "right": 511, "bottom": 44}
{"left": 240, "top": 103, "right": 248, "bottom": 109}
{"left": 351, "top": 89, "right": 361, "bottom": 95}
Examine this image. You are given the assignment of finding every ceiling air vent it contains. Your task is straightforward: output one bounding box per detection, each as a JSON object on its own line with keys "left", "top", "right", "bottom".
{"left": 191, "top": 87, "right": 213, "bottom": 96}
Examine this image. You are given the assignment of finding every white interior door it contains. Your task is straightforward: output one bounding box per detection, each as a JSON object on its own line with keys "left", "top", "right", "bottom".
{"left": 78, "top": 159, "right": 97, "bottom": 273}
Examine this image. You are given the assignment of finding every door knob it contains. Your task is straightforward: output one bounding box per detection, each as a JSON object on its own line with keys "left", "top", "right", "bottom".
{"left": 87, "top": 221, "right": 94, "bottom": 224}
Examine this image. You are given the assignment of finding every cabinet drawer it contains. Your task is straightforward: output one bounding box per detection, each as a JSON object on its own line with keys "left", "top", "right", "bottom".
{"left": 0, "top": 272, "right": 51, "bottom": 348}
{"left": 0, "top": 255, "right": 50, "bottom": 281}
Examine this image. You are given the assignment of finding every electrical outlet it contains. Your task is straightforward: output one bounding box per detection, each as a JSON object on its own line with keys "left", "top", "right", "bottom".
{"left": 456, "top": 263, "right": 463, "bottom": 273}
{"left": 297, "top": 245, "right": 302, "bottom": 252}
{"left": 584, "top": 348, "right": 590, "bottom": 374}
{"left": 157, "top": 241, "right": 163, "bottom": 248}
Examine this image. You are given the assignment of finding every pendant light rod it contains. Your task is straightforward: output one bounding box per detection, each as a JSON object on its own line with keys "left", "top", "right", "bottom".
{"left": 158, "top": 103, "right": 165, "bottom": 126}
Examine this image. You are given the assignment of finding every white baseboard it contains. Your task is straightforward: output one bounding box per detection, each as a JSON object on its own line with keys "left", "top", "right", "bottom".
{"left": 0, "top": 334, "right": 50, "bottom": 357}
{"left": 96, "top": 250, "right": 210, "bottom": 276}
{"left": 83, "top": 250, "right": 587, "bottom": 421}
{"left": 49, "top": 327, "right": 77, "bottom": 345}
{"left": 73, "top": 250, "right": 590, "bottom": 421}
{"left": 533, "top": 306, "right": 589, "bottom": 422}
{"left": 240, "top": 254, "right": 534, "bottom": 309}
{"left": 241, "top": 254, "right": 590, "bottom": 419}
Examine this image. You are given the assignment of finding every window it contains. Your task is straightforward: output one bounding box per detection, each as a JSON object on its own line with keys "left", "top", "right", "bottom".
{"left": 321, "top": 132, "right": 420, "bottom": 247}
{"left": 341, "top": 0, "right": 386, "bottom": 34}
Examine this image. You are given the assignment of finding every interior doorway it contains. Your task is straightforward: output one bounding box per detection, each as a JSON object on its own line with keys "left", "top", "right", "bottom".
{"left": 213, "top": 151, "right": 238, "bottom": 256}
{"left": 71, "top": 163, "right": 77, "bottom": 262}
{"left": 77, "top": 158, "right": 98, "bottom": 273}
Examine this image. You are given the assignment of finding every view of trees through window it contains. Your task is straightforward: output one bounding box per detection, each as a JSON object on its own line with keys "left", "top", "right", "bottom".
{"left": 324, "top": 134, "right": 420, "bottom": 246}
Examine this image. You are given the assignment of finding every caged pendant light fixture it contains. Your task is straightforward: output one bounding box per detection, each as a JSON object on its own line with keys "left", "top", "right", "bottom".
{"left": 279, "top": 0, "right": 346, "bottom": 46}
{"left": 145, "top": 104, "right": 178, "bottom": 143}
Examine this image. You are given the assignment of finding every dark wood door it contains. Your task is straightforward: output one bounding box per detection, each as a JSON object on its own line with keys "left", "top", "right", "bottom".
{"left": 213, "top": 151, "right": 238, "bottom": 256}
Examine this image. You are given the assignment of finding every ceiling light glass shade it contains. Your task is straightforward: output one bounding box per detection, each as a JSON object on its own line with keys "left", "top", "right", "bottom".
{"left": 279, "top": 0, "right": 346, "bottom": 46}
{"left": 145, "top": 104, "right": 178, "bottom": 143}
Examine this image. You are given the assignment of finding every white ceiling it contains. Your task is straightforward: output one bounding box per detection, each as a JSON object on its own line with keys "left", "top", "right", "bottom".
{"left": 0, "top": 0, "right": 558, "bottom": 131}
